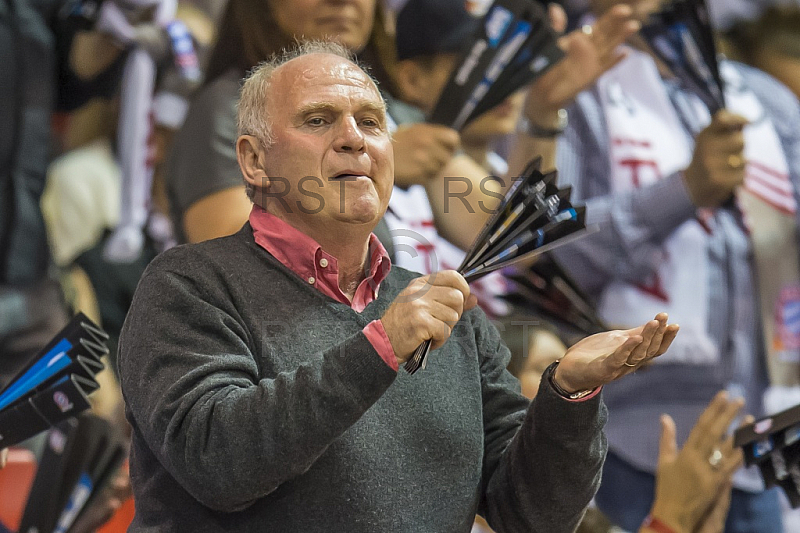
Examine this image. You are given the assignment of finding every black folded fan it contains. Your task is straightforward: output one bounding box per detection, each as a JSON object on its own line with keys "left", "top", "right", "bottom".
{"left": 503, "top": 253, "right": 607, "bottom": 339}
{"left": 735, "top": 402, "right": 800, "bottom": 508}
{"left": 0, "top": 312, "right": 109, "bottom": 448}
{"left": 427, "top": 0, "right": 565, "bottom": 131}
{"left": 18, "top": 413, "right": 126, "bottom": 533}
{"left": 641, "top": 0, "right": 725, "bottom": 114}
{"left": 405, "top": 158, "right": 589, "bottom": 373}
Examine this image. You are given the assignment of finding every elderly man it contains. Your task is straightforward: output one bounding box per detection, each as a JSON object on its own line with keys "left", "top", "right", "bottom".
{"left": 118, "top": 41, "right": 677, "bottom": 532}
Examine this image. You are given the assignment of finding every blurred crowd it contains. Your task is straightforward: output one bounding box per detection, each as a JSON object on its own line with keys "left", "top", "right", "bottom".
{"left": 3, "top": 0, "right": 800, "bottom": 531}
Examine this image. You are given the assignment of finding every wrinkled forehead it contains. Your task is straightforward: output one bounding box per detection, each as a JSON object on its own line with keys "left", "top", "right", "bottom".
{"left": 270, "top": 53, "right": 385, "bottom": 111}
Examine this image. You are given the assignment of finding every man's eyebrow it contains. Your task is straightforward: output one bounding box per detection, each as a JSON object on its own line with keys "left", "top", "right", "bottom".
{"left": 359, "top": 102, "right": 387, "bottom": 120}
{"left": 295, "top": 102, "right": 338, "bottom": 117}
{"left": 294, "top": 101, "right": 387, "bottom": 123}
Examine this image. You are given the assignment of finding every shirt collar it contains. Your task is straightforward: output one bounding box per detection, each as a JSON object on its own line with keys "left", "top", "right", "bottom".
{"left": 249, "top": 206, "right": 392, "bottom": 308}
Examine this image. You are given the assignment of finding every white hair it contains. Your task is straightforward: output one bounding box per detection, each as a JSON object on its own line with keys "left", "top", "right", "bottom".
{"left": 236, "top": 41, "right": 382, "bottom": 200}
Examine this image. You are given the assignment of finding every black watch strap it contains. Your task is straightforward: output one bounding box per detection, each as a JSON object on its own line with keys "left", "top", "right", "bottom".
{"left": 517, "top": 109, "right": 568, "bottom": 138}
{"left": 546, "top": 360, "right": 597, "bottom": 400}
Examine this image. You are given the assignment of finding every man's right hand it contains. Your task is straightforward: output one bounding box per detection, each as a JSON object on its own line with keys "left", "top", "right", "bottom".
{"left": 683, "top": 110, "right": 749, "bottom": 208}
{"left": 381, "top": 271, "right": 478, "bottom": 365}
{"left": 392, "top": 124, "right": 460, "bottom": 188}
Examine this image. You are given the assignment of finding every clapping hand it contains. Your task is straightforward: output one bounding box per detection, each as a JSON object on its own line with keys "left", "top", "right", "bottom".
{"left": 522, "top": 4, "right": 641, "bottom": 130}
{"left": 645, "top": 392, "right": 746, "bottom": 533}
{"left": 553, "top": 313, "right": 679, "bottom": 393}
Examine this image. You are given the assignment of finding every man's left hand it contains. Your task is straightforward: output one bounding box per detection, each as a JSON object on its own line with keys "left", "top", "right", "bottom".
{"left": 553, "top": 313, "right": 678, "bottom": 393}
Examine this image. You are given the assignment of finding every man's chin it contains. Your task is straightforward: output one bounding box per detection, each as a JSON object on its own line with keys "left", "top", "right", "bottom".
{"left": 332, "top": 207, "right": 384, "bottom": 228}
{"left": 338, "top": 213, "right": 381, "bottom": 227}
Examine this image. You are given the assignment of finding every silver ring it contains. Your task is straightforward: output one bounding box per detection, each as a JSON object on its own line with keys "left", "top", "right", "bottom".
{"left": 582, "top": 24, "right": 594, "bottom": 37}
{"left": 708, "top": 448, "right": 723, "bottom": 470}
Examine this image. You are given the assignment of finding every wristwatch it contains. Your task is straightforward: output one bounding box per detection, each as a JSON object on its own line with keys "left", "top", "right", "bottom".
{"left": 546, "top": 360, "right": 596, "bottom": 400}
{"left": 517, "top": 108, "right": 568, "bottom": 138}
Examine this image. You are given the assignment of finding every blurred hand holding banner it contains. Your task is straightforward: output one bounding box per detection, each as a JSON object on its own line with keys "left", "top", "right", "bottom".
{"left": 427, "top": 0, "right": 564, "bottom": 131}
{"left": 641, "top": 0, "right": 725, "bottom": 114}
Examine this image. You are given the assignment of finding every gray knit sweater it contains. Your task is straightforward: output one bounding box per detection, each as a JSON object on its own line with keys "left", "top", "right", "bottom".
{"left": 118, "top": 225, "right": 608, "bottom": 532}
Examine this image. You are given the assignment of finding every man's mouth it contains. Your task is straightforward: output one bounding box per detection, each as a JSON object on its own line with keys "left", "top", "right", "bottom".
{"left": 331, "top": 172, "right": 370, "bottom": 181}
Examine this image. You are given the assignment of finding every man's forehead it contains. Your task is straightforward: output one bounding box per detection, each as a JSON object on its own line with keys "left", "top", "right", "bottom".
{"left": 273, "top": 53, "right": 381, "bottom": 98}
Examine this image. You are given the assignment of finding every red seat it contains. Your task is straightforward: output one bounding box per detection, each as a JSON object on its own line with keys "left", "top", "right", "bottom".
{"left": 0, "top": 448, "right": 37, "bottom": 532}
{"left": 97, "top": 496, "right": 135, "bottom": 533}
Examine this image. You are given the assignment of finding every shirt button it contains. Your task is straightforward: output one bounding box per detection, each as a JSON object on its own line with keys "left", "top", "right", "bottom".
{"left": 308, "top": 276, "right": 316, "bottom": 285}
{"left": 319, "top": 258, "right": 329, "bottom": 268}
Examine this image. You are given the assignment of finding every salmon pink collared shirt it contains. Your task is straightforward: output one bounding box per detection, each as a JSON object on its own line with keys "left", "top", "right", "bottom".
{"left": 249, "top": 207, "right": 398, "bottom": 371}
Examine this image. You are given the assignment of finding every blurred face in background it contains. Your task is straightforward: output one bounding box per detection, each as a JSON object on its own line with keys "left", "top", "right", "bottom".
{"left": 269, "top": 0, "right": 377, "bottom": 52}
{"left": 590, "top": 0, "right": 665, "bottom": 22}
{"left": 396, "top": 53, "right": 460, "bottom": 114}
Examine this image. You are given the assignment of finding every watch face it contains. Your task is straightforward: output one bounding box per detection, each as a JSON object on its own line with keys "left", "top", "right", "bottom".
{"left": 569, "top": 389, "right": 594, "bottom": 400}
{"left": 556, "top": 108, "right": 568, "bottom": 129}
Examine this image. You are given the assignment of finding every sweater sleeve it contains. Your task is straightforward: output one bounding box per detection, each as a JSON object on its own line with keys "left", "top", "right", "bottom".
{"left": 117, "top": 262, "right": 398, "bottom": 513}
{"left": 473, "top": 312, "right": 608, "bottom": 533}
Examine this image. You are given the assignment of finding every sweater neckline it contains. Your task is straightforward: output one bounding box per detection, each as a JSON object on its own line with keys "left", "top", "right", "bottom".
{"left": 238, "top": 224, "right": 400, "bottom": 323}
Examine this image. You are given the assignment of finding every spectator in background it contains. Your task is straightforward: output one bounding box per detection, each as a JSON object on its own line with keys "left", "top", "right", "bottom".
{"left": 549, "top": 0, "right": 800, "bottom": 531}
{"left": 722, "top": 4, "right": 800, "bottom": 99}
{"left": 723, "top": 14, "right": 800, "bottom": 530}
{"left": 0, "top": 0, "right": 133, "bottom": 530}
{"left": 41, "top": 2, "right": 215, "bottom": 370}
{"left": 0, "top": 0, "right": 73, "bottom": 389}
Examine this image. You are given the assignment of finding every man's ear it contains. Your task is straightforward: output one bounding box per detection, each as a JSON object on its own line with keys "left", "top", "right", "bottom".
{"left": 394, "top": 59, "right": 430, "bottom": 109}
{"left": 236, "top": 135, "right": 270, "bottom": 191}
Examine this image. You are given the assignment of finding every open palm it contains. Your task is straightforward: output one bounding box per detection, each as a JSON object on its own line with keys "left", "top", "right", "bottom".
{"left": 553, "top": 313, "right": 679, "bottom": 392}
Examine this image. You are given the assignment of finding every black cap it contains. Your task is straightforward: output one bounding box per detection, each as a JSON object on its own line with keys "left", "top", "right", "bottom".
{"left": 395, "top": 0, "right": 481, "bottom": 61}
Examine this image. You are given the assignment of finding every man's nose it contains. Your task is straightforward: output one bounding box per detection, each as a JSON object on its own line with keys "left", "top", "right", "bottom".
{"left": 333, "top": 117, "right": 366, "bottom": 153}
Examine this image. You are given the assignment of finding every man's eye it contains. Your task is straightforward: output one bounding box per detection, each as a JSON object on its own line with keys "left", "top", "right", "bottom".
{"left": 307, "top": 117, "right": 327, "bottom": 126}
{"left": 361, "top": 118, "right": 380, "bottom": 128}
